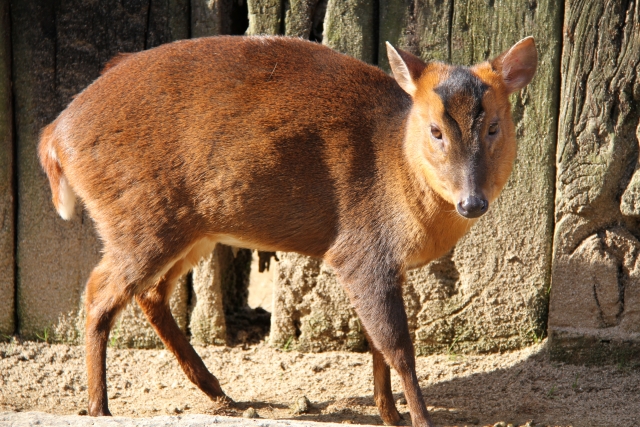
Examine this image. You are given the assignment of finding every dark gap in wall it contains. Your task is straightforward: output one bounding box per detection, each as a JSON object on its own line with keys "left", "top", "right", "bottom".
{"left": 372, "top": 0, "right": 379, "bottom": 65}
{"left": 230, "top": 0, "right": 249, "bottom": 35}
{"left": 186, "top": 0, "right": 192, "bottom": 39}
{"left": 293, "top": 319, "right": 302, "bottom": 339}
{"left": 7, "top": 1, "right": 18, "bottom": 337}
{"left": 221, "top": 247, "right": 270, "bottom": 346}
{"left": 279, "top": 0, "right": 288, "bottom": 35}
{"left": 144, "top": 0, "right": 152, "bottom": 49}
{"left": 309, "top": 0, "right": 328, "bottom": 42}
{"left": 447, "top": 0, "right": 454, "bottom": 62}
{"left": 185, "top": 271, "right": 194, "bottom": 338}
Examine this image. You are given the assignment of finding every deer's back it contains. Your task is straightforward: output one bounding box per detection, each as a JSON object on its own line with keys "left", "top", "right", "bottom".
{"left": 52, "top": 36, "right": 411, "bottom": 260}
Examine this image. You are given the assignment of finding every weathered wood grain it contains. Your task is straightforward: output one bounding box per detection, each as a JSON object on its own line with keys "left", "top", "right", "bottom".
{"left": 406, "top": 0, "right": 562, "bottom": 354}
{"left": 271, "top": 0, "right": 562, "bottom": 354}
{"left": 378, "top": 0, "right": 451, "bottom": 71}
{"left": 549, "top": 0, "right": 640, "bottom": 364}
{"left": 0, "top": 0, "right": 13, "bottom": 338}
{"left": 284, "top": 0, "right": 325, "bottom": 40}
{"left": 12, "top": 0, "right": 189, "bottom": 343}
{"left": 323, "top": 0, "right": 376, "bottom": 63}
{"left": 247, "top": 0, "right": 283, "bottom": 35}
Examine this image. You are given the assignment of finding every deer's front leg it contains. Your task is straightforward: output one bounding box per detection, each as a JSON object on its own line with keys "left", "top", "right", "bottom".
{"left": 365, "top": 331, "right": 403, "bottom": 425}
{"left": 341, "top": 271, "right": 434, "bottom": 427}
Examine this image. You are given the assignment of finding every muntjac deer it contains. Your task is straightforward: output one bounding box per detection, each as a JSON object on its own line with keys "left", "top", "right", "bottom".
{"left": 39, "top": 36, "right": 537, "bottom": 427}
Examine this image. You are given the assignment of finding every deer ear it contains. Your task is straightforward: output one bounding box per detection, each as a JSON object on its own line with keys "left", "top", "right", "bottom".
{"left": 491, "top": 36, "right": 538, "bottom": 94}
{"left": 386, "top": 42, "right": 426, "bottom": 97}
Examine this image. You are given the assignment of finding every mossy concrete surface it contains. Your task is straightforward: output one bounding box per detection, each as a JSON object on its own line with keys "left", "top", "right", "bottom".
{"left": 0, "top": 0, "right": 13, "bottom": 338}
{"left": 548, "top": 0, "right": 640, "bottom": 362}
{"left": 269, "top": 253, "right": 366, "bottom": 352}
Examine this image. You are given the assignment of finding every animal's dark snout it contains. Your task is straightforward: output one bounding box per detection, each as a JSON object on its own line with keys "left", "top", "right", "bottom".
{"left": 457, "top": 195, "right": 488, "bottom": 218}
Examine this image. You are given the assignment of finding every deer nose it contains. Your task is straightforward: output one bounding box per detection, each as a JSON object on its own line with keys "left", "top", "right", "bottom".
{"left": 457, "top": 195, "right": 488, "bottom": 218}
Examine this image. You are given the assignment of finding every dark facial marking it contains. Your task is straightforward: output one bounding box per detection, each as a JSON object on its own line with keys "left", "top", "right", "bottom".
{"left": 434, "top": 67, "right": 490, "bottom": 196}
{"left": 434, "top": 67, "right": 488, "bottom": 131}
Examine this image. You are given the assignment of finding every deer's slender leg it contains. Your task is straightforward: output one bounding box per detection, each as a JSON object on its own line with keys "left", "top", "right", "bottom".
{"left": 135, "top": 261, "right": 227, "bottom": 401}
{"left": 85, "top": 260, "right": 130, "bottom": 416}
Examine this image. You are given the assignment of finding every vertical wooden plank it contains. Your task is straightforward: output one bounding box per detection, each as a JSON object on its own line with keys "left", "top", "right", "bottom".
{"left": 0, "top": 0, "right": 13, "bottom": 338}
{"left": 13, "top": 0, "right": 190, "bottom": 344}
{"left": 189, "top": 0, "right": 228, "bottom": 345}
{"left": 13, "top": 0, "right": 93, "bottom": 341}
{"left": 549, "top": 0, "right": 640, "bottom": 364}
{"left": 147, "top": 0, "right": 190, "bottom": 47}
{"left": 192, "top": 0, "right": 233, "bottom": 37}
{"left": 323, "top": 0, "right": 376, "bottom": 63}
{"left": 269, "top": 253, "right": 366, "bottom": 352}
{"left": 247, "top": 0, "right": 283, "bottom": 35}
{"left": 284, "top": 0, "right": 325, "bottom": 39}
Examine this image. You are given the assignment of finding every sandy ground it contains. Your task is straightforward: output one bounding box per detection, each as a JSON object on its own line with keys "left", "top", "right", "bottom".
{"left": 1, "top": 339, "right": 639, "bottom": 427}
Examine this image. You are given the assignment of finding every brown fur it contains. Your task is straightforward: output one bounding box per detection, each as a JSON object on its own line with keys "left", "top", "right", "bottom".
{"left": 100, "top": 53, "right": 134, "bottom": 75}
{"left": 38, "top": 36, "right": 537, "bottom": 426}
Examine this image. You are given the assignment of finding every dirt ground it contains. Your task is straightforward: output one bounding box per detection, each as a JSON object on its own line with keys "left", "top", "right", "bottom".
{"left": 0, "top": 339, "right": 638, "bottom": 427}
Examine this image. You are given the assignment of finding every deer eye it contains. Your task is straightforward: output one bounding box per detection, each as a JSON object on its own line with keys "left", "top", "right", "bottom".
{"left": 488, "top": 122, "right": 499, "bottom": 136}
{"left": 430, "top": 126, "right": 442, "bottom": 140}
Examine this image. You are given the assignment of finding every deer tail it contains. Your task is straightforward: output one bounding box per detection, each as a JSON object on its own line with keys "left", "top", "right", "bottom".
{"left": 38, "top": 123, "right": 76, "bottom": 220}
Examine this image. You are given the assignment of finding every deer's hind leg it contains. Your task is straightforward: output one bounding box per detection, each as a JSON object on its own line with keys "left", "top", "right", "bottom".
{"left": 85, "top": 258, "right": 132, "bottom": 416}
{"left": 135, "top": 241, "right": 227, "bottom": 402}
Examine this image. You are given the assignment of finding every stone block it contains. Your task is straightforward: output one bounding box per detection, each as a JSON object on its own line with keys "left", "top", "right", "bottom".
{"left": 284, "top": 0, "right": 325, "bottom": 41}
{"left": 247, "top": 0, "right": 282, "bottom": 35}
{"left": 269, "top": 253, "right": 366, "bottom": 352}
{"left": 190, "top": 247, "right": 228, "bottom": 346}
{"left": 0, "top": 0, "right": 14, "bottom": 338}
{"left": 378, "top": 0, "right": 451, "bottom": 71}
{"left": 192, "top": 0, "right": 231, "bottom": 37}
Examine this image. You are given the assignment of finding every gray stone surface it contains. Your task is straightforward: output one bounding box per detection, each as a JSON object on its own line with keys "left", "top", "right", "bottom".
{"left": 0, "top": 0, "right": 14, "bottom": 338}
{"left": 0, "top": 412, "right": 363, "bottom": 427}
{"left": 192, "top": 0, "right": 228, "bottom": 37}
{"left": 548, "top": 0, "right": 640, "bottom": 364}
{"left": 12, "top": 1, "right": 189, "bottom": 342}
{"left": 269, "top": 253, "right": 366, "bottom": 352}
{"left": 190, "top": 247, "right": 227, "bottom": 346}
{"left": 284, "top": 0, "right": 325, "bottom": 40}
{"left": 112, "top": 276, "right": 190, "bottom": 349}
{"left": 378, "top": 0, "right": 451, "bottom": 71}
{"left": 424, "top": 0, "right": 561, "bottom": 354}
